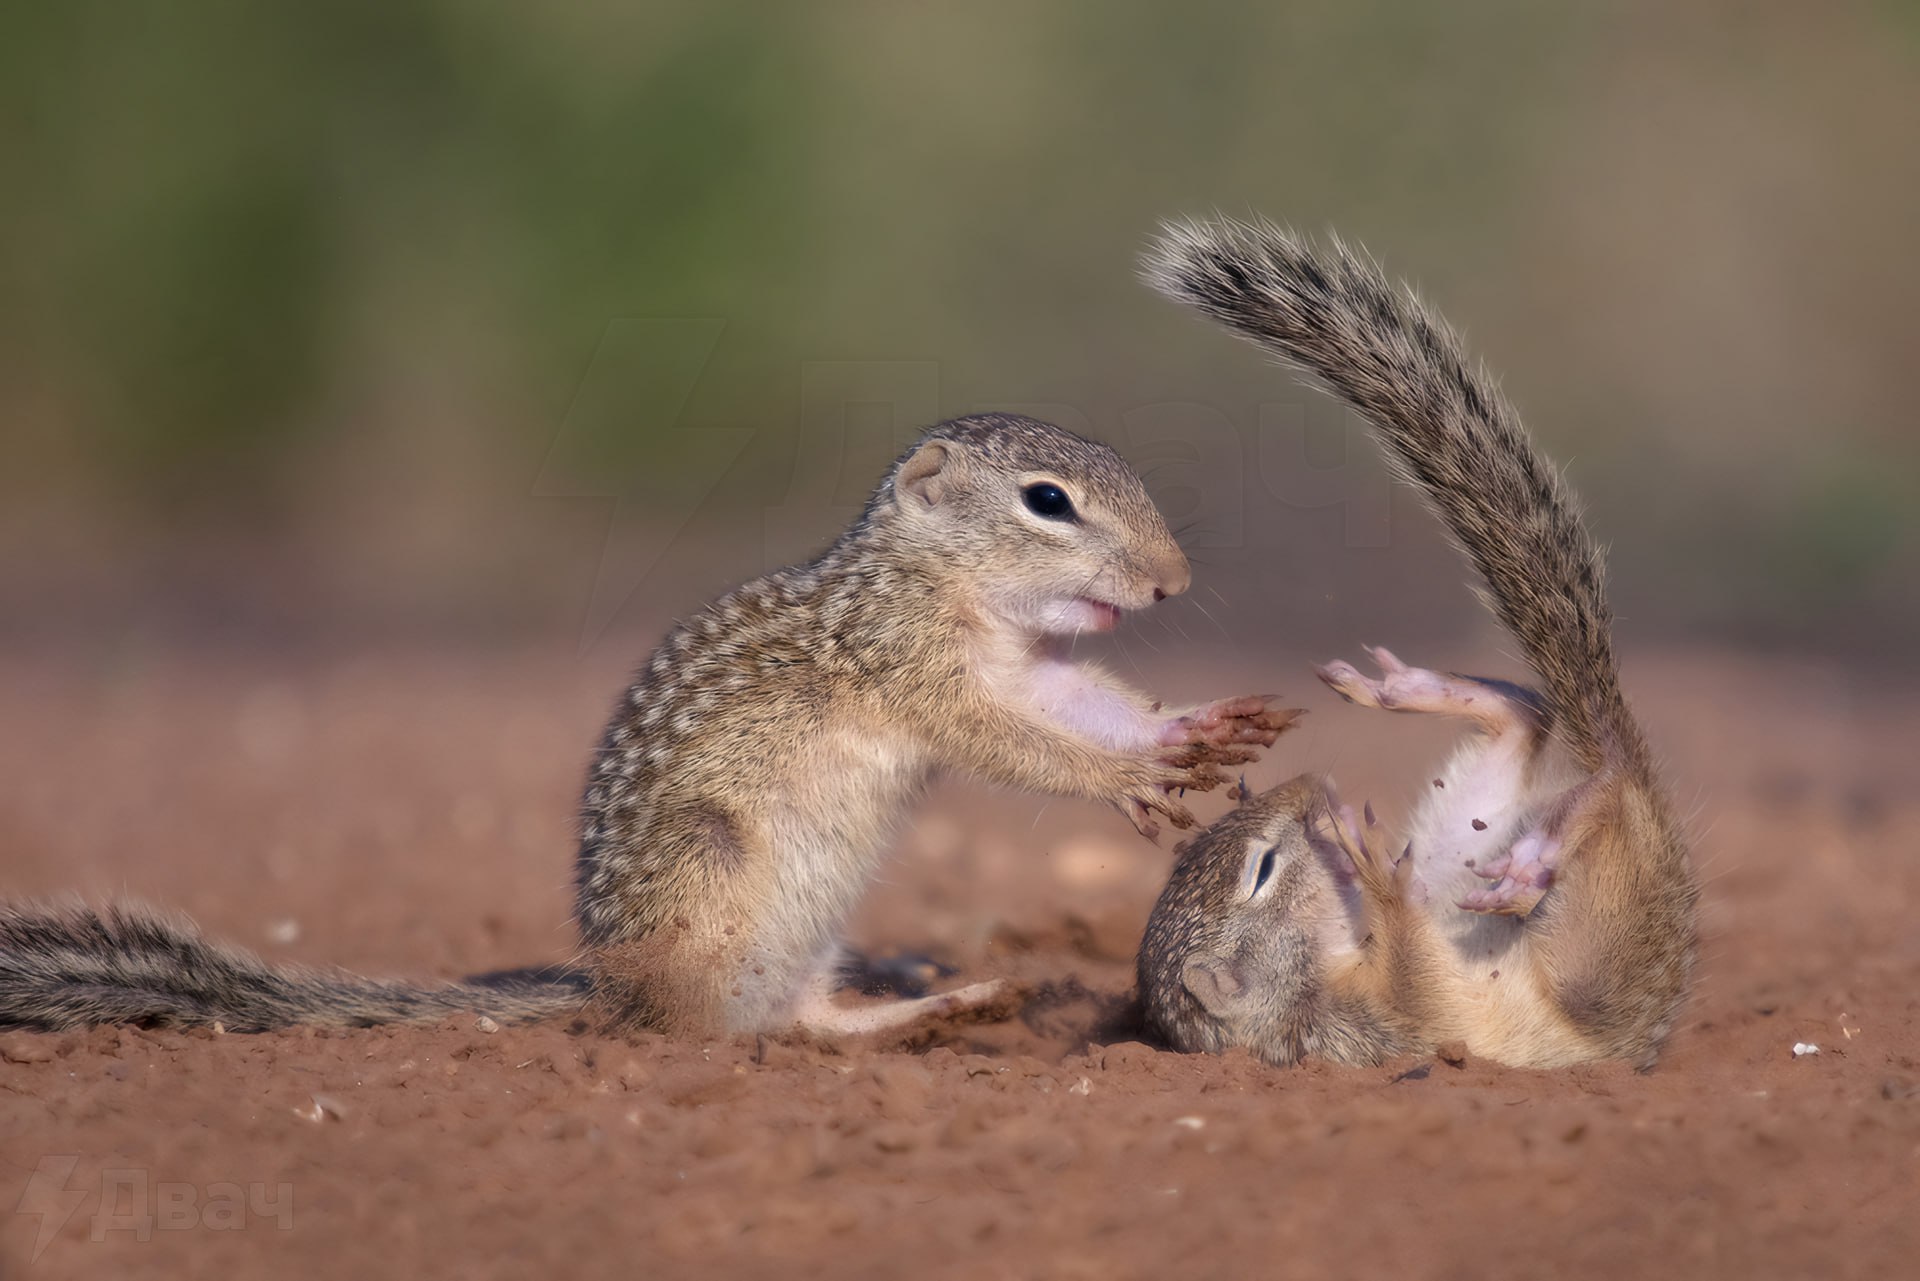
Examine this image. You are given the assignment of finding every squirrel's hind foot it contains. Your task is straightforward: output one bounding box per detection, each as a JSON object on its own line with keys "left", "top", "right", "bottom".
{"left": 1458, "top": 829, "right": 1560, "bottom": 916}
{"left": 1316, "top": 648, "right": 1537, "bottom": 737}
{"left": 793, "top": 971, "right": 1011, "bottom": 1040}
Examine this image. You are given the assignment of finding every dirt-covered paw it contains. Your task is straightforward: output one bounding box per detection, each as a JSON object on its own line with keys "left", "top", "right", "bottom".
{"left": 1159, "top": 695, "right": 1303, "bottom": 752}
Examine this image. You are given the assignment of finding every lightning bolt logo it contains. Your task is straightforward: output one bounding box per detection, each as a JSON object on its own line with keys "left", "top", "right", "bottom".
{"left": 15, "top": 1154, "right": 87, "bottom": 1263}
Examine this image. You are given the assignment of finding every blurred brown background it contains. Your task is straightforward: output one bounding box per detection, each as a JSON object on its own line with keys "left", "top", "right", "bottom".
{"left": 3, "top": 14, "right": 1918, "bottom": 1275}
{"left": 2, "top": 0, "right": 1915, "bottom": 666}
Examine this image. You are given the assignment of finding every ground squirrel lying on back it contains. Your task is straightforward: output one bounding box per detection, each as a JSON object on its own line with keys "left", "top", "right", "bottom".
{"left": 1137, "top": 219, "right": 1698, "bottom": 1069}
{"left": 2, "top": 413, "right": 1299, "bottom": 1039}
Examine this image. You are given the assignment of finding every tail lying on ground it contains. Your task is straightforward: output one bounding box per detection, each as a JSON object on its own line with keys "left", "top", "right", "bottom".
{"left": 0, "top": 902, "right": 588, "bottom": 1032}
{"left": 1144, "top": 217, "right": 1639, "bottom": 770}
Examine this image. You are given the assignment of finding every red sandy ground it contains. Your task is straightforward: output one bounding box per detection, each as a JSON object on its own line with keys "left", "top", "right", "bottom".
{"left": 1, "top": 643, "right": 1915, "bottom": 1279}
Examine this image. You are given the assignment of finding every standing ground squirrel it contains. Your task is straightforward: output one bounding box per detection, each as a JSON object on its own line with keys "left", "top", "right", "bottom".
{"left": 1, "top": 413, "right": 1299, "bottom": 1039}
{"left": 1137, "top": 218, "right": 1698, "bottom": 1069}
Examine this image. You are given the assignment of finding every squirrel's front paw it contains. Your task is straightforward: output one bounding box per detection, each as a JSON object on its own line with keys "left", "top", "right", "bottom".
{"left": 1159, "top": 696, "right": 1303, "bottom": 763}
{"left": 1117, "top": 753, "right": 1230, "bottom": 840}
{"left": 1318, "top": 782, "right": 1413, "bottom": 905}
{"left": 1119, "top": 794, "right": 1185, "bottom": 841}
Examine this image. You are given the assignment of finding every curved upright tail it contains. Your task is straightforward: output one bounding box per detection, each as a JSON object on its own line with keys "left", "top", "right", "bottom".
{"left": 0, "top": 902, "right": 587, "bottom": 1032}
{"left": 1144, "top": 218, "right": 1639, "bottom": 770}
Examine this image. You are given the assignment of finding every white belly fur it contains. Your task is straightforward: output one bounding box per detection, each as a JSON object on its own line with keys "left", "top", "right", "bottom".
{"left": 1407, "top": 733, "right": 1593, "bottom": 1064}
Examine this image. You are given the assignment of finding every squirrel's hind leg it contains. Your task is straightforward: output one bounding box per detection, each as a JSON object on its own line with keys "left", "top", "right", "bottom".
{"left": 1316, "top": 647, "right": 1544, "bottom": 738}
{"left": 1455, "top": 773, "right": 1608, "bottom": 916}
{"left": 1458, "top": 828, "right": 1562, "bottom": 916}
{"left": 1321, "top": 645, "right": 1568, "bottom": 922}
{"left": 790, "top": 952, "right": 1007, "bottom": 1040}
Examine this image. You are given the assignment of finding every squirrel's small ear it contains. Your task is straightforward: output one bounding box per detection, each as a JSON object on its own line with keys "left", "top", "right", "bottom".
{"left": 1182, "top": 957, "right": 1248, "bottom": 1018}
{"left": 894, "top": 441, "right": 953, "bottom": 509}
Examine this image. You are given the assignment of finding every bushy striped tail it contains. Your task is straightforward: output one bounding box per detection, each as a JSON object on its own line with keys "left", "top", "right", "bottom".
{"left": 0, "top": 902, "right": 586, "bottom": 1032}
{"left": 1145, "top": 217, "right": 1639, "bottom": 769}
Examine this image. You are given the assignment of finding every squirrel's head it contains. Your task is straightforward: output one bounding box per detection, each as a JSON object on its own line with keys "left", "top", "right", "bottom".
{"left": 871, "top": 413, "right": 1189, "bottom": 638}
{"left": 1136, "top": 774, "right": 1366, "bottom": 1065}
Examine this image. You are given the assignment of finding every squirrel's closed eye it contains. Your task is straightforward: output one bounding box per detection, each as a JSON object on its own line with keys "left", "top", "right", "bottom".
{"left": 1248, "top": 847, "right": 1279, "bottom": 897}
{"left": 1023, "top": 482, "right": 1077, "bottom": 521}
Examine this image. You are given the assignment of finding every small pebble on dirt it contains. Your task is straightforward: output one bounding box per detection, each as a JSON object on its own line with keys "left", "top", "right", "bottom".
{"left": 293, "top": 1094, "right": 345, "bottom": 1123}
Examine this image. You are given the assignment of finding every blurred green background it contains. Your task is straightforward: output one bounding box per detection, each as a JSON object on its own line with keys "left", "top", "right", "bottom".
{"left": 2, "top": 0, "right": 1915, "bottom": 657}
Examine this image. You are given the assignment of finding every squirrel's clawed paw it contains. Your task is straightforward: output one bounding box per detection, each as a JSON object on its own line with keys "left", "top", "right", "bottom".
{"left": 1159, "top": 695, "right": 1304, "bottom": 761}
{"left": 1458, "top": 829, "right": 1559, "bottom": 916}
{"left": 1122, "top": 697, "right": 1301, "bottom": 840}
{"left": 1319, "top": 781, "right": 1413, "bottom": 902}
{"left": 1117, "top": 755, "right": 1236, "bottom": 839}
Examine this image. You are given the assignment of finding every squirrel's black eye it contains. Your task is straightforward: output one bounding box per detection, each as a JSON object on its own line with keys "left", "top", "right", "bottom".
{"left": 1249, "top": 847, "right": 1279, "bottom": 896}
{"left": 1022, "top": 482, "right": 1076, "bottom": 521}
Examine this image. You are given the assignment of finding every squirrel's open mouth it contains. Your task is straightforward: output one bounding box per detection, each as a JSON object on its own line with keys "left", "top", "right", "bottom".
{"left": 1078, "top": 598, "right": 1123, "bottom": 632}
